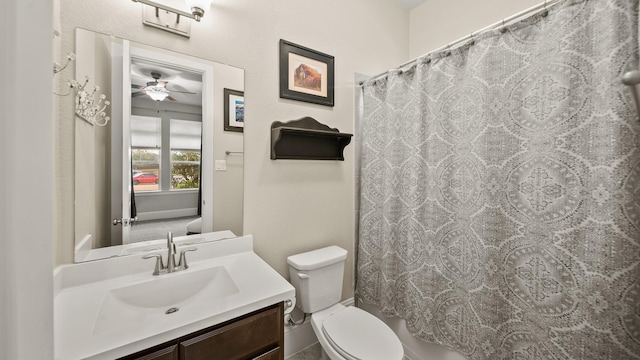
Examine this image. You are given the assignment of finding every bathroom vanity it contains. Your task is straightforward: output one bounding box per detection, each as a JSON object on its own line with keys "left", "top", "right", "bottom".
{"left": 54, "top": 235, "right": 295, "bottom": 359}
{"left": 119, "top": 302, "right": 283, "bottom": 360}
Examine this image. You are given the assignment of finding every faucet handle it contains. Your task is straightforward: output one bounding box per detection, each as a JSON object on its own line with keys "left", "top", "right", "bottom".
{"left": 142, "top": 253, "right": 164, "bottom": 275}
{"left": 177, "top": 247, "right": 197, "bottom": 270}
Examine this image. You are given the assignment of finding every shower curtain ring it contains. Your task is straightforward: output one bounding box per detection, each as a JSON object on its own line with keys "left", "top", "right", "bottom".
{"left": 541, "top": 0, "right": 549, "bottom": 17}
{"left": 500, "top": 19, "right": 507, "bottom": 33}
{"left": 469, "top": 32, "right": 475, "bottom": 46}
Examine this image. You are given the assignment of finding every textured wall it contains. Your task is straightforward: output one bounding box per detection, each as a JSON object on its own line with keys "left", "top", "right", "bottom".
{"left": 56, "top": 0, "right": 410, "bottom": 300}
{"left": 409, "top": 0, "right": 541, "bottom": 58}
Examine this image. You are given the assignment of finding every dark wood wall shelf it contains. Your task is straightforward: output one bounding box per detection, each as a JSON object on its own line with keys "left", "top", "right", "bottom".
{"left": 270, "top": 117, "right": 352, "bottom": 160}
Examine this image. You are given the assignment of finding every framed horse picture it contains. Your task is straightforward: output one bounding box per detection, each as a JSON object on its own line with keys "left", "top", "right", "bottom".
{"left": 279, "top": 40, "right": 334, "bottom": 107}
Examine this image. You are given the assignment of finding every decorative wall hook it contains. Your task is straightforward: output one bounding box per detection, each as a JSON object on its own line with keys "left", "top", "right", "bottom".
{"left": 70, "top": 76, "right": 111, "bottom": 126}
{"left": 53, "top": 53, "right": 76, "bottom": 74}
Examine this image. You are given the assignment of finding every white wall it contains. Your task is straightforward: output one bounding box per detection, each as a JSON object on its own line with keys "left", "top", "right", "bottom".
{"left": 0, "top": 0, "right": 54, "bottom": 359}
{"left": 57, "top": 0, "right": 410, "bottom": 303}
{"left": 409, "top": 0, "right": 541, "bottom": 58}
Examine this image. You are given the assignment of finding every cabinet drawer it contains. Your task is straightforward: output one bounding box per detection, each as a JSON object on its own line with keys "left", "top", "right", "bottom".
{"left": 180, "top": 305, "right": 282, "bottom": 360}
{"left": 119, "top": 344, "right": 178, "bottom": 360}
{"left": 253, "top": 347, "right": 281, "bottom": 360}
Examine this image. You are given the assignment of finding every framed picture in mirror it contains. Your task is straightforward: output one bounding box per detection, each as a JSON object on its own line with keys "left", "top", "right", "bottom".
{"left": 224, "top": 88, "right": 244, "bottom": 132}
{"left": 279, "top": 39, "right": 334, "bottom": 107}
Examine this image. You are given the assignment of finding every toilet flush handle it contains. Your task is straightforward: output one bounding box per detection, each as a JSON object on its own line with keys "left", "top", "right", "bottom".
{"left": 297, "top": 272, "right": 310, "bottom": 280}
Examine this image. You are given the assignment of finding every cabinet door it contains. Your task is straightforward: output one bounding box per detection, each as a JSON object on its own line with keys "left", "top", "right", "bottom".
{"left": 180, "top": 305, "right": 282, "bottom": 360}
{"left": 119, "top": 344, "right": 179, "bottom": 360}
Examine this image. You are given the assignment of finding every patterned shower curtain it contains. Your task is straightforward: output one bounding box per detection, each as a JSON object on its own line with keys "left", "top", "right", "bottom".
{"left": 357, "top": 0, "right": 640, "bottom": 359}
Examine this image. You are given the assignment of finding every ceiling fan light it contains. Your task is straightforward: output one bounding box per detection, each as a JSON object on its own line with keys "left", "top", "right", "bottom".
{"left": 145, "top": 86, "right": 170, "bottom": 101}
{"left": 148, "top": 92, "right": 168, "bottom": 101}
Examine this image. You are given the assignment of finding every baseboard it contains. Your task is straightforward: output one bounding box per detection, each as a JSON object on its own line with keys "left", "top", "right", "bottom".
{"left": 284, "top": 315, "right": 316, "bottom": 358}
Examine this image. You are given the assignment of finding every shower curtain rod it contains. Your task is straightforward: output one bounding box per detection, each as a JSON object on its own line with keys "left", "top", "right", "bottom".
{"left": 360, "top": 0, "right": 562, "bottom": 85}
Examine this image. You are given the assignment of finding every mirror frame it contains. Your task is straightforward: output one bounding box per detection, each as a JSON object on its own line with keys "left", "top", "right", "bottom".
{"left": 74, "top": 29, "right": 244, "bottom": 262}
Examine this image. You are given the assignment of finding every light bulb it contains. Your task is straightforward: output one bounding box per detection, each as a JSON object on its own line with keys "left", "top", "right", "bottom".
{"left": 145, "top": 87, "right": 169, "bottom": 101}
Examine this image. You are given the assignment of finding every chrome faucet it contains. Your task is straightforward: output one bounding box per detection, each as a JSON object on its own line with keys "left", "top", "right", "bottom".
{"left": 166, "top": 231, "right": 176, "bottom": 273}
{"left": 142, "top": 232, "right": 197, "bottom": 275}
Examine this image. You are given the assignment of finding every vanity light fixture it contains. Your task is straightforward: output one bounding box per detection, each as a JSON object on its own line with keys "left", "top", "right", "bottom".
{"left": 132, "top": 0, "right": 212, "bottom": 22}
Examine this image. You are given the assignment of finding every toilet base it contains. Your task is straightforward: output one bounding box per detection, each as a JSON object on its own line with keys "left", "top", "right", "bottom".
{"left": 311, "top": 304, "right": 349, "bottom": 360}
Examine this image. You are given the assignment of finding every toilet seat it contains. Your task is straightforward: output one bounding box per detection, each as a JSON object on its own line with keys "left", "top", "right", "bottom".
{"left": 321, "top": 306, "right": 403, "bottom": 360}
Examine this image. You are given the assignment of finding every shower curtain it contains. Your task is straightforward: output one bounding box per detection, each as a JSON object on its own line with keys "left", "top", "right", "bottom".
{"left": 357, "top": 0, "right": 640, "bottom": 359}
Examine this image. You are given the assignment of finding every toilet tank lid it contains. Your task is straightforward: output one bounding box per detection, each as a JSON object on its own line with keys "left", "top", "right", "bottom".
{"left": 287, "top": 246, "right": 347, "bottom": 271}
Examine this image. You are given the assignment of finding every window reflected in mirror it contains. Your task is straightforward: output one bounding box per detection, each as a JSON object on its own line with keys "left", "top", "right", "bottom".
{"left": 170, "top": 119, "right": 201, "bottom": 190}
{"left": 131, "top": 116, "right": 161, "bottom": 192}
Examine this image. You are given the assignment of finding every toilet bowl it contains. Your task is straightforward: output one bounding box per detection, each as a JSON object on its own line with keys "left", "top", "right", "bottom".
{"left": 311, "top": 303, "right": 403, "bottom": 360}
{"left": 287, "top": 246, "right": 404, "bottom": 360}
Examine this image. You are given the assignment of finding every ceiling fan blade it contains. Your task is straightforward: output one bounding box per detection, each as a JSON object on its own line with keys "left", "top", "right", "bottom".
{"left": 132, "top": 84, "right": 145, "bottom": 89}
{"left": 169, "top": 90, "right": 197, "bottom": 94}
{"left": 166, "top": 82, "right": 197, "bottom": 94}
{"left": 166, "top": 96, "right": 177, "bottom": 102}
{"left": 132, "top": 91, "right": 146, "bottom": 98}
{"left": 158, "top": 81, "right": 168, "bottom": 87}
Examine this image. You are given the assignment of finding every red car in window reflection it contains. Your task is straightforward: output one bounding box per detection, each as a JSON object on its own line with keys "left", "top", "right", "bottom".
{"left": 133, "top": 173, "right": 159, "bottom": 185}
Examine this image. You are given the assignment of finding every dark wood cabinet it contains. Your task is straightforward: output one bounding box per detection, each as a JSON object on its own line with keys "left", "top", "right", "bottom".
{"left": 253, "top": 347, "right": 281, "bottom": 360}
{"left": 121, "top": 344, "right": 179, "bottom": 360}
{"left": 180, "top": 304, "right": 282, "bottom": 360}
{"left": 119, "top": 303, "right": 284, "bottom": 360}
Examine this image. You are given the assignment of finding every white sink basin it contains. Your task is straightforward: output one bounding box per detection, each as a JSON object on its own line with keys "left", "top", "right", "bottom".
{"left": 108, "top": 266, "right": 237, "bottom": 309}
{"left": 93, "top": 266, "right": 239, "bottom": 335}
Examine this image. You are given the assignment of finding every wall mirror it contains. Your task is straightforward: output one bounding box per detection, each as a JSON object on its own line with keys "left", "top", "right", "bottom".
{"left": 74, "top": 28, "right": 244, "bottom": 262}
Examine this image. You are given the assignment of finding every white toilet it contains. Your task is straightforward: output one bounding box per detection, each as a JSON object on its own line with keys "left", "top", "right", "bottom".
{"left": 287, "top": 246, "right": 404, "bottom": 360}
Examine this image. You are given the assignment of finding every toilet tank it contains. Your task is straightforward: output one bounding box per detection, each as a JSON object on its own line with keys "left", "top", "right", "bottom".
{"left": 287, "top": 246, "right": 348, "bottom": 313}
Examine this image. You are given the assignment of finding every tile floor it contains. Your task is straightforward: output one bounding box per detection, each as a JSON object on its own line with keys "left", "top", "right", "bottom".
{"left": 286, "top": 343, "right": 323, "bottom": 360}
{"left": 286, "top": 343, "right": 413, "bottom": 360}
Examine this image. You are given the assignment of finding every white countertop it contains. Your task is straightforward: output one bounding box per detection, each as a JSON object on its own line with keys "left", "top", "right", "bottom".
{"left": 74, "top": 230, "right": 238, "bottom": 262}
{"left": 54, "top": 234, "right": 295, "bottom": 360}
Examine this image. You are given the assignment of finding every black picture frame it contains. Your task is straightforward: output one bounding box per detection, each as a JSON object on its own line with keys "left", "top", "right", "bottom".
{"left": 279, "top": 39, "right": 334, "bottom": 107}
{"left": 223, "top": 88, "right": 244, "bottom": 132}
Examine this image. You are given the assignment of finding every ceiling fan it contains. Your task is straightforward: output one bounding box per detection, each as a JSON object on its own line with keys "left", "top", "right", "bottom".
{"left": 131, "top": 71, "right": 196, "bottom": 102}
